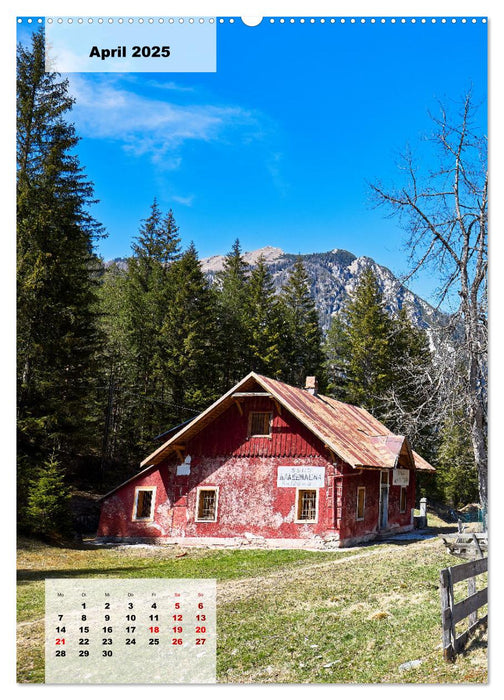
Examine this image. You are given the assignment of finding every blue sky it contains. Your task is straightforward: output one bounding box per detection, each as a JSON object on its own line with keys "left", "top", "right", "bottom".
{"left": 16, "top": 16, "right": 487, "bottom": 308}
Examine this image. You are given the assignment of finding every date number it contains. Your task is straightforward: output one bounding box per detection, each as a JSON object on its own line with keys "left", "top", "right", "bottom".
{"left": 132, "top": 46, "right": 171, "bottom": 58}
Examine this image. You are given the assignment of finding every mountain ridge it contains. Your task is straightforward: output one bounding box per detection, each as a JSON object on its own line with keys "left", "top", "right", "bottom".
{"left": 105, "top": 245, "right": 445, "bottom": 332}
{"left": 201, "top": 246, "right": 443, "bottom": 332}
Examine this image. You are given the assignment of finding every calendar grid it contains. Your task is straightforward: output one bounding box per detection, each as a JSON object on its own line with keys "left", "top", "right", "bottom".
{"left": 45, "top": 579, "right": 216, "bottom": 684}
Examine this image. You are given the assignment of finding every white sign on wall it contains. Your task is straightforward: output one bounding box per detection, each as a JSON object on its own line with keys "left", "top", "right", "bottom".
{"left": 392, "top": 469, "right": 410, "bottom": 487}
{"left": 176, "top": 455, "right": 191, "bottom": 476}
{"left": 277, "top": 466, "right": 325, "bottom": 488}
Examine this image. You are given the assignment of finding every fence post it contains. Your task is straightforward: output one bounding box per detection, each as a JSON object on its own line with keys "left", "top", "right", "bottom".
{"left": 415, "top": 497, "right": 428, "bottom": 529}
{"left": 467, "top": 575, "right": 477, "bottom": 627}
{"left": 440, "top": 568, "right": 455, "bottom": 661}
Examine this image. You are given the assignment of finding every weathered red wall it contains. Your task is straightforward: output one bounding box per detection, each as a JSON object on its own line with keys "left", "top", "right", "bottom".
{"left": 97, "top": 455, "right": 338, "bottom": 540}
{"left": 388, "top": 471, "right": 416, "bottom": 527}
{"left": 97, "top": 398, "right": 415, "bottom": 543}
{"left": 97, "top": 467, "right": 170, "bottom": 539}
{"left": 336, "top": 463, "right": 416, "bottom": 542}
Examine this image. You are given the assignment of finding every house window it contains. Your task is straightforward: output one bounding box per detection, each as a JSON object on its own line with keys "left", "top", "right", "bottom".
{"left": 296, "top": 489, "right": 318, "bottom": 522}
{"left": 400, "top": 487, "right": 407, "bottom": 513}
{"left": 381, "top": 470, "right": 389, "bottom": 485}
{"left": 133, "top": 487, "right": 155, "bottom": 521}
{"left": 248, "top": 411, "right": 272, "bottom": 437}
{"left": 356, "top": 486, "right": 366, "bottom": 521}
{"left": 195, "top": 487, "right": 219, "bottom": 522}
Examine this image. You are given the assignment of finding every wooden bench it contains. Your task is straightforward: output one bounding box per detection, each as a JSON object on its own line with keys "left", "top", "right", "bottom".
{"left": 440, "top": 532, "right": 487, "bottom": 559}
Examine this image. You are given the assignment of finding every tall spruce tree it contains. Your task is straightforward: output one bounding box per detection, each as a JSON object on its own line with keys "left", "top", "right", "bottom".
{"left": 17, "top": 29, "right": 102, "bottom": 524}
{"left": 325, "top": 268, "right": 437, "bottom": 459}
{"left": 279, "top": 257, "right": 325, "bottom": 388}
{"left": 324, "top": 314, "right": 351, "bottom": 401}
{"left": 160, "top": 243, "right": 220, "bottom": 422}
{"left": 435, "top": 412, "right": 479, "bottom": 508}
{"left": 244, "top": 256, "right": 285, "bottom": 377}
{"left": 124, "top": 201, "right": 181, "bottom": 450}
{"left": 339, "top": 268, "right": 395, "bottom": 416}
{"left": 381, "top": 307, "right": 436, "bottom": 454}
{"left": 95, "top": 262, "right": 134, "bottom": 467}
{"left": 131, "top": 202, "right": 181, "bottom": 264}
{"left": 214, "top": 239, "right": 251, "bottom": 386}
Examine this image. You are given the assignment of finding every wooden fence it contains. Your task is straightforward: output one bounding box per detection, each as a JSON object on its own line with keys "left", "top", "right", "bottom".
{"left": 440, "top": 557, "right": 488, "bottom": 661}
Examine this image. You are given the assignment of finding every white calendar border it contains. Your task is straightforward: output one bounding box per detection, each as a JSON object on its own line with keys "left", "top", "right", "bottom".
{"left": 7, "top": 0, "right": 500, "bottom": 698}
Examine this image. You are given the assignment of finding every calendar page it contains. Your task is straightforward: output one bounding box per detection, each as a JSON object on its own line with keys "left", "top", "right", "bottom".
{"left": 15, "top": 2, "right": 489, "bottom": 689}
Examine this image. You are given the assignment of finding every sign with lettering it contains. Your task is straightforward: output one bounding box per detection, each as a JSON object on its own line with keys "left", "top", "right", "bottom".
{"left": 392, "top": 469, "right": 410, "bottom": 487}
{"left": 277, "top": 466, "right": 325, "bottom": 488}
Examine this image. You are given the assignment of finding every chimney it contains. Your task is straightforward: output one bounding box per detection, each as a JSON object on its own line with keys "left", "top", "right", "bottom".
{"left": 305, "top": 376, "right": 318, "bottom": 395}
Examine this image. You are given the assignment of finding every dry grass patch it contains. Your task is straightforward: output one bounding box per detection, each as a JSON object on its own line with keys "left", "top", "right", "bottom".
{"left": 17, "top": 619, "right": 44, "bottom": 684}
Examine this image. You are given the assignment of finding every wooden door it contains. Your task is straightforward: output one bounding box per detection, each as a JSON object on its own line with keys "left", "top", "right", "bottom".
{"left": 379, "top": 471, "right": 389, "bottom": 530}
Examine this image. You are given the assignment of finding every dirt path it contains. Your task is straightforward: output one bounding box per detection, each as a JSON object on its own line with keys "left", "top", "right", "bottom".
{"left": 216, "top": 539, "right": 438, "bottom": 605}
{"left": 17, "top": 548, "right": 383, "bottom": 629}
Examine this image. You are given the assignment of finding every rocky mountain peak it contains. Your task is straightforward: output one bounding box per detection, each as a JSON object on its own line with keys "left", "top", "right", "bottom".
{"left": 201, "top": 246, "right": 442, "bottom": 332}
{"left": 200, "top": 245, "right": 284, "bottom": 274}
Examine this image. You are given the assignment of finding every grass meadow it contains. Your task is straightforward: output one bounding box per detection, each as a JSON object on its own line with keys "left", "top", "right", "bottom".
{"left": 17, "top": 517, "right": 487, "bottom": 684}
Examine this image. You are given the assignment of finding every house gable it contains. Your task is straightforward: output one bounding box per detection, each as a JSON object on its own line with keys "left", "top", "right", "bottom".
{"left": 141, "top": 372, "right": 435, "bottom": 473}
{"left": 169, "top": 391, "right": 331, "bottom": 462}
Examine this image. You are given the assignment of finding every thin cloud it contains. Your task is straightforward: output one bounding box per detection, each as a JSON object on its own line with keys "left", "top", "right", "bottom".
{"left": 117, "top": 74, "right": 196, "bottom": 93}
{"left": 266, "top": 152, "right": 289, "bottom": 197}
{"left": 144, "top": 79, "right": 196, "bottom": 92}
{"left": 68, "top": 75, "right": 262, "bottom": 163}
{"left": 172, "top": 194, "right": 195, "bottom": 207}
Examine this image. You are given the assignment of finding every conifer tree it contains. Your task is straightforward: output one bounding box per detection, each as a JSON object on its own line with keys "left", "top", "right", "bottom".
{"left": 214, "top": 239, "right": 251, "bottom": 385}
{"left": 131, "top": 202, "right": 181, "bottom": 264}
{"left": 25, "top": 456, "right": 71, "bottom": 537}
{"left": 382, "top": 307, "right": 436, "bottom": 453}
{"left": 217, "top": 239, "right": 249, "bottom": 300}
{"left": 124, "top": 201, "right": 181, "bottom": 447}
{"left": 324, "top": 314, "right": 350, "bottom": 401}
{"left": 435, "top": 413, "right": 479, "bottom": 508}
{"left": 279, "top": 257, "right": 325, "bottom": 387}
{"left": 340, "top": 268, "right": 395, "bottom": 416}
{"left": 160, "top": 243, "right": 220, "bottom": 422}
{"left": 17, "top": 29, "right": 102, "bottom": 522}
{"left": 95, "top": 263, "right": 133, "bottom": 465}
{"left": 325, "top": 269, "right": 437, "bottom": 458}
{"left": 244, "top": 256, "right": 284, "bottom": 377}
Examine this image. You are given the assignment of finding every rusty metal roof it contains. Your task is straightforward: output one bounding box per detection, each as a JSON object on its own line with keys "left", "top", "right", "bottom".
{"left": 141, "top": 372, "right": 435, "bottom": 472}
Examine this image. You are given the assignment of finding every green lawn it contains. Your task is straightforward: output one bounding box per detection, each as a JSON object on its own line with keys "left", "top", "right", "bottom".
{"left": 17, "top": 531, "right": 487, "bottom": 684}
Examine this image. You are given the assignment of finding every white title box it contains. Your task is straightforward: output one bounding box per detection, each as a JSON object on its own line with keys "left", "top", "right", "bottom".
{"left": 45, "top": 17, "right": 216, "bottom": 72}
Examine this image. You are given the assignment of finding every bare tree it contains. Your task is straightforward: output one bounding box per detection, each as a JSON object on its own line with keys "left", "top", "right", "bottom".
{"left": 371, "top": 92, "right": 488, "bottom": 513}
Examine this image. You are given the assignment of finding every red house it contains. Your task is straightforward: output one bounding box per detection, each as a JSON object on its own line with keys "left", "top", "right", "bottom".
{"left": 96, "top": 372, "right": 435, "bottom": 548}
